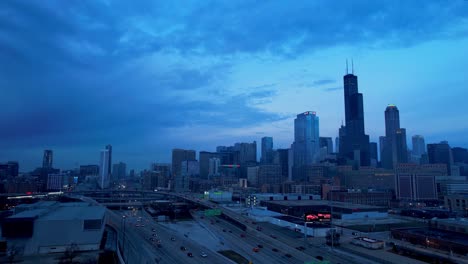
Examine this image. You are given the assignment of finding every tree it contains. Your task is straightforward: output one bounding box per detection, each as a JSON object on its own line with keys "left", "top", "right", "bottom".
{"left": 60, "top": 243, "right": 79, "bottom": 264}
{"left": 7, "top": 244, "right": 19, "bottom": 264}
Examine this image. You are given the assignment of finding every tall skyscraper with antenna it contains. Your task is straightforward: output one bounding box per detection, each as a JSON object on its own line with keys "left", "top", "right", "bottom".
{"left": 338, "top": 60, "right": 370, "bottom": 167}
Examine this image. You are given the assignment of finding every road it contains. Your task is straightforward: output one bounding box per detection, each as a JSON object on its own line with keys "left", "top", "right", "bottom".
{"left": 108, "top": 209, "right": 232, "bottom": 264}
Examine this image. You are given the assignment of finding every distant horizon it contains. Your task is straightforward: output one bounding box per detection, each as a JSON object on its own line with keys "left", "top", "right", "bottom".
{"left": 1, "top": 1, "right": 468, "bottom": 171}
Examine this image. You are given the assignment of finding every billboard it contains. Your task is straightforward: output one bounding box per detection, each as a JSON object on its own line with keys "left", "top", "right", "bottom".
{"left": 304, "top": 212, "right": 331, "bottom": 222}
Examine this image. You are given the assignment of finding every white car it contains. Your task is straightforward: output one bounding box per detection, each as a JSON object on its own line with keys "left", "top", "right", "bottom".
{"left": 200, "top": 252, "right": 208, "bottom": 258}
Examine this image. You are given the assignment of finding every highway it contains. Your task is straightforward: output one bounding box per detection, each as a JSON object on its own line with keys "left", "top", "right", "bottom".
{"left": 108, "top": 210, "right": 232, "bottom": 264}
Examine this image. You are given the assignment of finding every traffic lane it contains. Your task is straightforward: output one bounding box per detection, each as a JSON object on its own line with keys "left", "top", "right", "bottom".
{"left": 198, "top": 214, "right": 300, "bottom": 264}
{"left": 258, "top": 221, "right": 377, "bottom": 264}
{"left": 136, "top": 211, "right": 230, "bottom": 264}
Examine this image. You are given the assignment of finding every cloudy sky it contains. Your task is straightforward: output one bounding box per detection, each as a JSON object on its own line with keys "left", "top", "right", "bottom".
{"left": 1, "top": 0, "right": 468, "bottom": 171}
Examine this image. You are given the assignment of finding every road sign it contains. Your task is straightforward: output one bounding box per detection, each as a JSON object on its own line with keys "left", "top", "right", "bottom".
{"left": 204, "top": 209, "right": 222, "bottom": 216}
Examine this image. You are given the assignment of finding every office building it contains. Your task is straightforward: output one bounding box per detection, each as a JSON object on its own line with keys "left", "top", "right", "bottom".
{"left": 42, "top": 150, "right": 53, "bottom": 169}
{"left": 171, "top": 149, "right": 196, "bottom": 186}
{"left": 292, "top": 111, "right": 320, "bottom": 181}
{"left": 208, "top": 157, "right": 221, "bottom": 179}
{"left": 427, "top": 141, "right": 454, "bottom": 175}
{"left": 452, "top": 147, "right": 468, "bottom": 163}
{"left": 0, "top": 161, "right": 19, "bottom": 179}
{"left": 369, "top": 142, "right": 378, "bottom": 166}
{"left": 395, "top": 164, "right": 440, "bottom": 201}
{"left": 175, "top": 160, "right": 199, "bottom": 192}
{"left": 105, "top": 145, "right": 112, "bottom": 180}
{"left": 112, "top": 162, "right": 126, "bottom": 180}
{"left": 319, "top": 137, "right": 333, "bottom": 154}
{"left": 79, "top": 165, "right": 99, "bottom": 177}
{"left": 46, "top": 173, "right": 70, "bottom": 191}
{"left": 381, "top": 105, "right": 408, "bottom": 169}
{"left": 275, "top": 148, "right": 289, "bottom": 180}
{"left": 261, "top": 137, "right": 274, "bottom": 164}
{"left": 199, "top": 151, "right": 220, "bottom": 179}
{"left": 99, "top": 149, "right": 110, "bottom": 189}
{"left": 412, "top": 135, "right": 426, "bottom": 157}
{"left": 258, "top": 164, "right": 282, "bottom": 193}
{"left": 338, "top": 64, "right": 371, "bottom": 167}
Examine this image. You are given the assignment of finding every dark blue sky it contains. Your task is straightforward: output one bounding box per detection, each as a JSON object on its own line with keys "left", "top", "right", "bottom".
{"left": 1, "top": 0, "right": 468, "bottom": 171}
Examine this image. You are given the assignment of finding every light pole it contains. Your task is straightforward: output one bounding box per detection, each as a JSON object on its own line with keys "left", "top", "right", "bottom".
{"left": 121, "top": 215, "right": 127, "bottom": 263}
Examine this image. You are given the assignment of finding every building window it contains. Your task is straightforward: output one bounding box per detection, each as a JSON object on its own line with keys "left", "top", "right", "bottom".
{"left": 83, "top": 219, "right": 102, "bottom": 230}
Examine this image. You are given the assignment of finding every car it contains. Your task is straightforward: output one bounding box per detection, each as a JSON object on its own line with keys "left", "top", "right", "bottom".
{"left": 200, "top": 252, "right": 208, "bottom": 258}
{"left": 216, "top": 220, "right": 220, "bottom": 223}
{"left": 228, "top": 230, "right": 232, "bottom": 233}
{"left": 285, "top": 253, "right": 292, "bottom": 258}
{"left": 257, "top": 245, "right": 263, "bottom": 248}
{"left": 296, "top": 246, "right": 306, "bottom": 251}
{"left": 315, "top": 256, "right": 324, "bottom": 261}
{"left": 187, "top": 252, "right": 193, "bottom": 257}
{"left": 180, "top": 246, "right": 187, "bottom": 251}
{"left": 272, "top": 248, "right": 279, "bottom": 252}
{"left": 252, "top": 221, "right": 257, "bottom": 225}
{"left": 256, "top": 226, "right": 262, "bottom": 231}
{"left": 152, "top": 233, "right": 156, "bottom": 237}
{"left": 171, "top": 237, "right": 176, "bottom": 241}
{"left": 135, "top": 224, "right": 140, "bottom": 227}
{"left": 152, "top": 228, "right": 156, "bottom": 232}
{"left": 150, "top": 238, "right": 155, "bottom": 241}
{"left": 240, "top": 233, "right": 246, "bottom": 238}
{"left": 270, "top": 234, "right": 277, "bottom": 239}
{"left": 222, "top": 229, "right": 226, "bottom": 232}
{"left": 253, "top": 247, "right": 260, "bottom": 252}
{"left": 200, "top": 216, "right": 204, "bottom": 219}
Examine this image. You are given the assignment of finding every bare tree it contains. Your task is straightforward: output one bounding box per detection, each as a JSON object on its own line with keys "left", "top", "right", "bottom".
{"left": 7, "top": 244, "right": 19, "bottom": 264}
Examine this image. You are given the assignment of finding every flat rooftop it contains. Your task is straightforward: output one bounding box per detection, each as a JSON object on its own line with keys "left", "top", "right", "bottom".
{"left": 395, "top": 227, "right": 468, "bottom": 246}
{"left": 264, "top": 199, "right": 385, "bottom": 210}
{"left": 8, "top": 202, "right": 105, "bottom": 221}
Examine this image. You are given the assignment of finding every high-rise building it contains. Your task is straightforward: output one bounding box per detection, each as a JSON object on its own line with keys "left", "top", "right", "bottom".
{"left": 208, "top": 157, "right": 221, "bottom": 178}
{"left": 275, "top": 148, "right": 289, "bottom": 181}
{"left": 105, "top": 145, "right": 112, "bottom": 181}
{"left": 261, "top": 137, "right": 274, "bottom": 164}
{"left": 172, "top": 149, "right": 196, "bottom": 190}
{"left": 369, "top": 142, "right": 378, "bottom": 166}
{"left": 199, "top": 151, "right": 220, "bottom": 179}
{"left": 338, "top": 64, "right": 370, "bottom": 167}
{"left": 112, "top": 162, "right": 126, "bottom": 180}
{"left": 99, "top": 149, "right": 110, "bottom": 189}
{"left": 319, "top": 137, "right": 333, "bottom": 154}
{"left": 412, "top": 135, "right": 426, "bottom": 157}
{"left": 335, "top": 137, "right": 340, "bottom": 154}
{"left": 176, "top": 160, "right": 199, "bottom": 192}
{"left": 381, "top": 105, "right": 408, "bottom": 169}
{"left": 258, "top": 164, "right": 282, "bottom": 193}
{"left": 452, "top": 147, "right": 468, "bottom": 163}
{"left": 292, "top": 111, "right": 320, "bottom": 181}
{"left": 0, "top": 161, "right": 19, "bottom": 180}
{"left": 234, "top": 142, "right": 257, "bottom": 164}
{"left": 172, "top": 149, "right": 196, "bottom": 180}
{"left": 427, "top": 142, "right": 454, "bottom": 175}
{"left": 43, "top": 150, "right": 53, "bottom": 169}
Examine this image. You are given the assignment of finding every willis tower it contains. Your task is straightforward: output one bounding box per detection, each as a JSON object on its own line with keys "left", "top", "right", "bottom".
{"left": 339, "top": 61, "right": 370, "bottom": 167}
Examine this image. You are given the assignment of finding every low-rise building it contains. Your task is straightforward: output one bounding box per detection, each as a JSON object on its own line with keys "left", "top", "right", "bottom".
{"left": 1, "top": 201, "right": 106, "bottom": 255}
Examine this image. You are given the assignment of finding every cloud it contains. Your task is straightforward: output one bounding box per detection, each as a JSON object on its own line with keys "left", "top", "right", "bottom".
{"left": 1, "top": 0, "right": 467, "bottom": 169}
{"left": 323, "top": 87, "right": 343, "bottom": 92}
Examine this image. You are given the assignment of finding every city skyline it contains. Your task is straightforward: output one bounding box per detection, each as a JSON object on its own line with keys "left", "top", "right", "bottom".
{"left": 1, "top": 1, "right": 468, "bottom": 171}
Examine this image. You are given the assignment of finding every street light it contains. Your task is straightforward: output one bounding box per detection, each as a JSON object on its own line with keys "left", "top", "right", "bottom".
{"left": 121, "top": 215, "right": 127, "bottom": 263}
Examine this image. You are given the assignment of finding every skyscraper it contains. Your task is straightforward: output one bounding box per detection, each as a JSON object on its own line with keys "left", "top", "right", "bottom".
{"left": 172, "top": 149, "right": 196, "bottom": 190}
{"left": 43, "top": 150, "right": 53, "bottom": 169}
{"left": 105, "top": 145, "right": 112, "bottom": 181}
{"left": 338, "top": 64, "right": 370, "bottom": 167}
{"left": 112, "top": 162, "right": 127, "bottom": 180}
{"left": 427, "top": 141, "right": 454, "bottom": 175}
{"left": 319, "top": 137, "right": 333, "bottom": 154}
{"left": 99, "top": 149, "right": 110, "bottom": 189}
{"left": 369, "top": 142, "right": 378, "bottom": 166}
{"left": 412, "top": 135, "right": 426, "bottom": 157}
{"left": 261, "top": 137, "right": 274, "bottom": 164}
{"left": 292, "top": 111, "right": 319, "bottom": 181}
{"left": 381, "top": 105, "right": 408, "bottom": 169}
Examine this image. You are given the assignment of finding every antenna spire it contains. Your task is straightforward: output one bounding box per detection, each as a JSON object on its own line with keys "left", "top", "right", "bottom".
{"left": 352, "top": 59, "right": 354, "bottom": 74}
{"left": 346, "top": 59, "right": 348, "bottom": 74}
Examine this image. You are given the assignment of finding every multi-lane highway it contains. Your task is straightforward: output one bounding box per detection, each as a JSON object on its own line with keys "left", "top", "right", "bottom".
{"left": 108, "top": 210, "right": 232, "bottom": 264}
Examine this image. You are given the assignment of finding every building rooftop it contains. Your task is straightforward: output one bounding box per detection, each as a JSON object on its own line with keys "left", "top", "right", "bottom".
{"left": 9, "top": 202, "right": 105, "bottom": 221}
{"left": 264, "top": 199, "right": 385, "bottom": 210}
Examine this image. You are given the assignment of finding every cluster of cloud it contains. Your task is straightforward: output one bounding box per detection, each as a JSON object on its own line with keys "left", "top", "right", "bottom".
{"left": 1, "top": 0, "right": 467, "bottom": 169}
